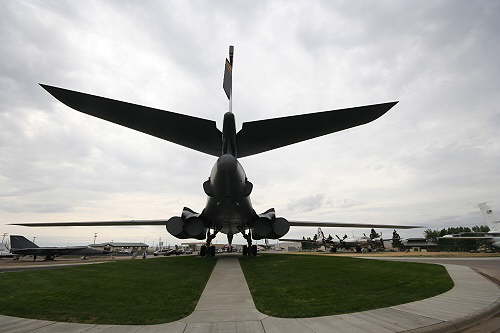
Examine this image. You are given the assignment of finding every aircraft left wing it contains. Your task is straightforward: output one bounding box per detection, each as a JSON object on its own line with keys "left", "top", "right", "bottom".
{"left": 288, "top": 221, "right": 422, "bottom": 229}
{"left": 10, "top": 219, "right": 170, "bottom": 227}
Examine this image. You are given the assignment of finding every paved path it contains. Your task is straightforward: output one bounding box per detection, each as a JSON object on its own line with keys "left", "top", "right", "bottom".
{"left": 0, "top": 256, "right": 499, "bottom": 332}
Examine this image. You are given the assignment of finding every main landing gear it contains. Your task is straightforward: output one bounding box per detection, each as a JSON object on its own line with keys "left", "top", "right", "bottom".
{"left": 241, "top": 229, "right": 257, "bottom": 256}
{"left": 200, "top": 228, "right": 220, "bottom": 257}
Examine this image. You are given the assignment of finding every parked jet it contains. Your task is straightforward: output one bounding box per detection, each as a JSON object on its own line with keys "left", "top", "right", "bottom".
{"left": 9, "top": 235, "right": 110, "bottom": 261}
{"left": 440, "top": 203, "right": 500, "bottom": 249}
{"left": 12, "top": 46, "right": 421, "bottom": 256}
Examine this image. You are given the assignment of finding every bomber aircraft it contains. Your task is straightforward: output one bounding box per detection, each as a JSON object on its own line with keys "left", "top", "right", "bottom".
{"left": 9, "top": 235, "right": 110, "bottom": 261}
{"left": 12, "top": 46, "right": 420, "bottom": 256}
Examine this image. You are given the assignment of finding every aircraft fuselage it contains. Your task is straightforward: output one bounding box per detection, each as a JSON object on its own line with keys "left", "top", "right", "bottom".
{"left": 201, "top": 112, "right": 256, "bottom": 235}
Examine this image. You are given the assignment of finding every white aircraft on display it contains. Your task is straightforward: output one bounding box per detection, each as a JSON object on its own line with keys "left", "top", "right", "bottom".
{"left": 0, "top": 233, "right": 16, "bottom": 258}
{"left": 440, "top": 203, "right": 500, "bottom": 249}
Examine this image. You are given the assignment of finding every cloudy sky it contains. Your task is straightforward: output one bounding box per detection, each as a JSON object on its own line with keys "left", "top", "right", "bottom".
{"left": 1, "top": 1, "right": 499, "bottom": 247}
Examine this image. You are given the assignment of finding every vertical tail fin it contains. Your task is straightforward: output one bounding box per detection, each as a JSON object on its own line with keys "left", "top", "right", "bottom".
{"left": 10, "top": 235, "right": 39, "bottom": 249}
{"left": 478, "top": 202, "right": 500, "bottom": 232}
{"left": 223, "top": 45, "right": 234, "bottom": 103}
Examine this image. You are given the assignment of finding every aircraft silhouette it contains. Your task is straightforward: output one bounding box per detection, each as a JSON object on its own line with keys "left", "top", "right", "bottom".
{"left": 12, "top": 46, "right": 420, "bottom": 256}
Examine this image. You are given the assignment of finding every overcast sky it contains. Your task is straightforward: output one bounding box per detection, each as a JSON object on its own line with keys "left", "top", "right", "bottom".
{"left": 1, "top": 1, "right": 499, "bottom": 247}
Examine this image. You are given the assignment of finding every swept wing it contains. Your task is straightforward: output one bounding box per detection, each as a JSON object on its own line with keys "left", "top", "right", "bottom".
{"left": 288, "top": 221, "right": 421, "bottom": 229}
{"left": 11, "top": 219, "right": 170, "bottom": 227}
{"left": 236, "top": 102, "right": 397, "bottom": 157}
{"left": 40, "top": 84, "right": 222, "bottom": 157}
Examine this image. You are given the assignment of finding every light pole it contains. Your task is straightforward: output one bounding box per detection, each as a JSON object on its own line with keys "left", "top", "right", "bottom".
{"left": 93, "top": 233, "right": 98, "bottom": 244}
{"left": 32, "top": 236, "right": 37, "bottom": 243}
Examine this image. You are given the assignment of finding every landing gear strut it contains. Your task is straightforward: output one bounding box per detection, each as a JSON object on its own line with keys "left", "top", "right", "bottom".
{"left": 200, "top": 228, "right": 220, "bottom": 257}
{"left": 241, "top": 229, "right": 257, "bottom": 256}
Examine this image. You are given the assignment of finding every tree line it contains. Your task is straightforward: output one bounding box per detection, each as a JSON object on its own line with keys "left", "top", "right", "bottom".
{"left": 424, "top": 225, "right": 490, "bottom": 242}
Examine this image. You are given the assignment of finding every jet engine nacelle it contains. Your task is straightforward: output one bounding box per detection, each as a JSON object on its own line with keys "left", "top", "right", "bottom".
{"left": 166, "top": 207, "right": 207, "bottom": 240}
{"left": 252, "top": 208, "right": 290, "bottom": 240}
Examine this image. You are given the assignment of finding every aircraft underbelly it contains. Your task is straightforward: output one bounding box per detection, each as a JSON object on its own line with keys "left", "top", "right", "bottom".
{"left": 205, "top": 196, "right": 254, "bottom": 235}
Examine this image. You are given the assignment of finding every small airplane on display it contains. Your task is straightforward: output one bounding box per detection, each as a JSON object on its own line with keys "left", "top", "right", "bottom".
{"left": 11, "top": 46, "right": 421, "bottom": 256}
{"left": 9, "top": 235, "right": 110, "bottom": 261}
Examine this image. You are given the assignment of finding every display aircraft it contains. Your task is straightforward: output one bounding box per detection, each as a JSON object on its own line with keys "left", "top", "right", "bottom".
{"left": 281, "top": 227, "right": 387, "bottom": 252}
{"left": 0, "top": 245, "right": 16, "bottom": 259}
{"left": 0, "top": 234, "right": 15, "bottom": 258}
{"left": 11, "top": 46, "right": 421, "bottom": 256}
{"left": 439, "top": 203, "right": 500, "bottom": 249}
{"left": 9, "top": 235, "right": 110, "bottom": 261}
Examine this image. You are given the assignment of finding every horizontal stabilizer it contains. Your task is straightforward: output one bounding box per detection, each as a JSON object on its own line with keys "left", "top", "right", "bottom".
{"left": 11, "top": 219, "right": 171, "bottom": 227}
{"left": 236, "top": 102, "right": 397, "bottom": 157}
{"left": 40, "top": 84, "right": 222, "bottom": 157}
{"left": 288, "top": 221, "right": 422, "bottom": 229}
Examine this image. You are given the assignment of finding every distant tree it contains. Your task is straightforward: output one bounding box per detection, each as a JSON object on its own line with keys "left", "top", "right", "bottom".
{"left": 392, "top": 230, "right": 402, "bottom": 249}
{"left": 472, "top": 225, "right": 490, "bottom": 232}
{"left": 424, "top": 229, "right": 440, "bottom": 242}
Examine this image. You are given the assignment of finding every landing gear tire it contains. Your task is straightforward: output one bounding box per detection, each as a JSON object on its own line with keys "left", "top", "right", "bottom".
{"left": 242, "top": 245, "right": 248, "bottom": 256}
{"left": 209, "top": 246, "right": 216, "bottom": 257}
{"left": 250, "top": 245, "right": 257, "bottom": 256}
{"left": 200, "top": 245, "right": 207, "bottom": 257}
{"left": 356, "top": 246, "right": 361, "bottom": 253}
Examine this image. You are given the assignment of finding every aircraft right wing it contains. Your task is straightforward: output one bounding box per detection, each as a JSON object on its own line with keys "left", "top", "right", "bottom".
{"left": 40, "top": 84, "right": 222, "bottom": 157}
{"left": 288, "top": 221, "right": 422, "bottom": 229}
{"left": 439, "top": 236, "right": 494, "bottom": 240}
{"left": 236, "top": 102, "right": 397, "bottom": 157}
{"left": 10, "top": 219, "right": 171, "bottom": 227}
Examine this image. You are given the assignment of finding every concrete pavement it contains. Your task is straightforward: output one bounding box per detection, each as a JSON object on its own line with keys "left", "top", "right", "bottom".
{"left": 0, "top": 256, "right": 499, "bottom": 332}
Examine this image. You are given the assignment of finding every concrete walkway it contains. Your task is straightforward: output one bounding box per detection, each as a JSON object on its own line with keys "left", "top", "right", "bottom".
{"left": 0, "top": 256, "right": 499, "bottom": 332}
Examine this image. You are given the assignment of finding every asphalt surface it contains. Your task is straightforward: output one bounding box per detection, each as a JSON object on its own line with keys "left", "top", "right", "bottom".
{"left": 0, "top": 254, "right": 192, "bottom": 273}
{"left": 0, "top": 261, "right": 106, "bottom": 273}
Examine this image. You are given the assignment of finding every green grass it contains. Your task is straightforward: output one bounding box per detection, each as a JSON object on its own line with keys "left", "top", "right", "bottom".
{"left": 0, "top": 257, "right": 216, "bottom": 324}
{"left": 240, "top": 254, "right": 453, "bottom": 317}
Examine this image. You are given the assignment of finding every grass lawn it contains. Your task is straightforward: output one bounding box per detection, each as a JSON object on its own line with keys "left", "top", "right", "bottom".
{"left": 240, "top": 254, "right": 453, "bottom": 317}
{"left": 0, "top": 256, "right": 216, "bottom": 324}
